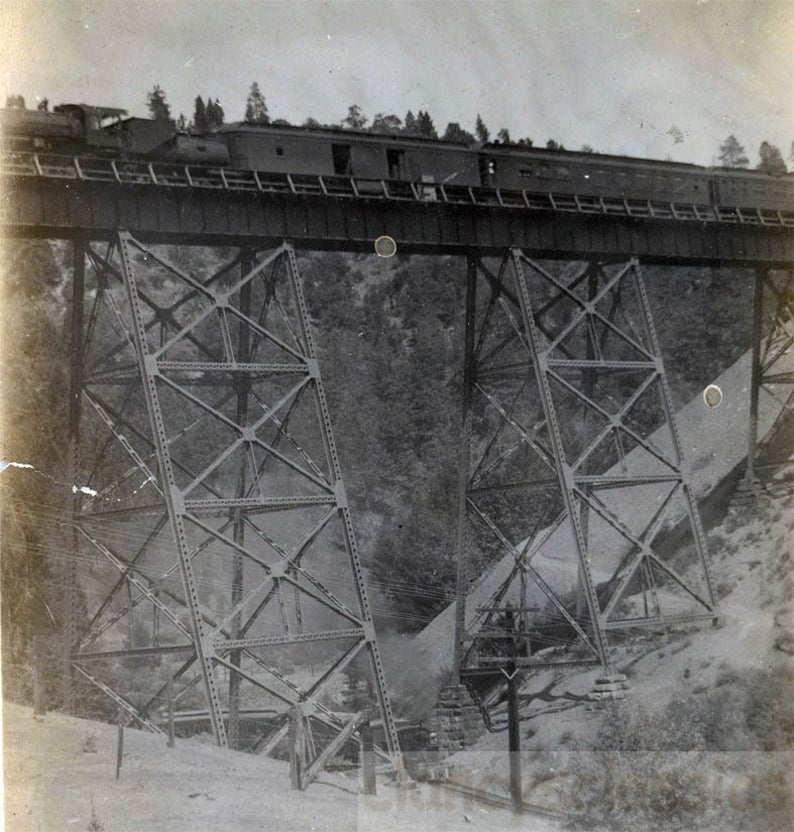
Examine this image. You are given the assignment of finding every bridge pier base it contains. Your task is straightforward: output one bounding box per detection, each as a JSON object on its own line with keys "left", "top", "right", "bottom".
{"left": 430, "top": 684, "right": 483, "bottom": 754}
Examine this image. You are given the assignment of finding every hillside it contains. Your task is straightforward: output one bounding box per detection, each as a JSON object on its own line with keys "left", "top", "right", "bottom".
{"left": 410, "top": 346, "right": 785, "bottom": 681}
{"left": 437, "top": 479, "right": 793, "bottom": 831}
{"left": 1, "top": 701, "right": 559, "bottom": 832}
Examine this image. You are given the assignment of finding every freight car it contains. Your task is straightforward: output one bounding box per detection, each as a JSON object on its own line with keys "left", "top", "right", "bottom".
{"left": 220, "top": 121, "right": 479, "bottom": 186}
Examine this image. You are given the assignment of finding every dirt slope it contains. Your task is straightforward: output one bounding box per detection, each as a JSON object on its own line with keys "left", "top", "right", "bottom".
{"left": 1, "top": 701, "right": 561, "bottom": 832}
{"left": 437, "top": 479, "right": 793, "bottom": 829}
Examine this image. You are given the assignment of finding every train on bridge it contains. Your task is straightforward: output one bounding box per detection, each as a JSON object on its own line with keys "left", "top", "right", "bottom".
{"left": 2, "top": 99, "right": 792, "bottom": 212}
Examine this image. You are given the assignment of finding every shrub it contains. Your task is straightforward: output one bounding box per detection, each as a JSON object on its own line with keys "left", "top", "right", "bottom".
{"left": 564, "top": 674, "right": 794, "bottom": 830}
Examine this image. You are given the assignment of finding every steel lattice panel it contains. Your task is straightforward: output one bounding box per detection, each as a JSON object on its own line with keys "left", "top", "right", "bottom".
{"left": 455, "top": 252, "right": 720, "bottom": 685}
{"left": 68, "top": 234, "right": 404, "bottom": 778}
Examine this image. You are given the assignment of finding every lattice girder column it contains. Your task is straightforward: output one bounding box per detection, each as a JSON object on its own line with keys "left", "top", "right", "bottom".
{"left": 741, "top": 266, "right": 793, "bottom": 494}
{"left": 455, "top": 252, "right": 719, "bottom": 687}
{"left": 70, "top": 233, "right": 403, "bottom": 778}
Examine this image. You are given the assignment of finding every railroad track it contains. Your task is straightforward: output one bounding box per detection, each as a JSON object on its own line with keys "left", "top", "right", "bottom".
{"left": 426, "top": 778, "right": 574, "bottom": 823}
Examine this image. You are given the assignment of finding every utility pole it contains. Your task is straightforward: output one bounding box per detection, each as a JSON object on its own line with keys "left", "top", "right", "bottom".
{"left": 506, "top": 663, "right": 522, "bottom": 815}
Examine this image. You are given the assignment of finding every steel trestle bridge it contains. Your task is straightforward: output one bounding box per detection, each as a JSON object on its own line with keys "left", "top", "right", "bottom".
{"left": 1, "top": 151, "right": 791, "bottom": 783}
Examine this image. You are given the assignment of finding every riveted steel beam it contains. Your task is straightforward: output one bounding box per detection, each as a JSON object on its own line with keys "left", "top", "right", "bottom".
{"left": 2, "top": 171, "right": 792, "bottom": 265}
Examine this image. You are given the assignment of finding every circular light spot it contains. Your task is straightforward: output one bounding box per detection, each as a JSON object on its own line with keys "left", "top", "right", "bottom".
{"left": 703, "top": 384, "right": 723, "bottom": 408}
{"left": 374, "top": 235, "right": 397, "bottom": 257}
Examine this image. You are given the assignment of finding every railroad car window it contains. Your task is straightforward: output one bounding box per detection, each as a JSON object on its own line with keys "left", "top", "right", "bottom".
{"left": 332, "top": 144, "right": 352, "bottom": 176}
{"left": 488, "top": 159, "right": 497, "bottom": 176}
{"left": 518, "top": 167, "right": 533, "bottom": 177}
{"left": 276, "top": 146, "right": 285, "bottom": 157}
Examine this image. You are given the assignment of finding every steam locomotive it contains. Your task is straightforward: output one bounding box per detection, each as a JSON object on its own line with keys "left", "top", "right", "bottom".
{"left": 2, "top": 100, "right": 791, "bottom": 212}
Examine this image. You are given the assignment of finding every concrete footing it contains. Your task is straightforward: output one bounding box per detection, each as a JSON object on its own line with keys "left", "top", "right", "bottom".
{"left": 586, "top": 673, "right": 631, "bottom": 709}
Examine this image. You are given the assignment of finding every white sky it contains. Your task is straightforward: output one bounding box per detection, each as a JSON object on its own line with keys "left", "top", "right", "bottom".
{"left": 1, "top": 0, "right": 792, "bottom": 165}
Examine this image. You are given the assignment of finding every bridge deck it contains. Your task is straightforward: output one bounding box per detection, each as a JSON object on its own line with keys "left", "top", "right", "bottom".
{"left": 1, "top": 153, "right": 792, "bottom": 264}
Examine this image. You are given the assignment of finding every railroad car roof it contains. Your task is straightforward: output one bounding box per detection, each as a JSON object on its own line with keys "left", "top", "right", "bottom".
{"left": 482, "top": 141, "right": 709, "bottom": 171}
{"left": 54, "top": 103, "right": 128, "bottom": 118}
{"left": 709, "top": 166, "right": 794, "bottom": 179}
{"left": 219, "top": 120, "right": 471, "bottom": 149}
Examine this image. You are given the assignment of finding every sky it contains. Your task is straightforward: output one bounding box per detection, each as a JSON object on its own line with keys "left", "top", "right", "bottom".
{"left": 1, "top": 0, "right": 792, "bottom": 166}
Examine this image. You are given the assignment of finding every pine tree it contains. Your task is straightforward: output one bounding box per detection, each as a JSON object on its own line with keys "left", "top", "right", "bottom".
{"left": 343, "top": 104, "right": 367, "bottom": 130}
{"left": 370, "top": 113, "right": 402, "bottom": 134}
{"left": 203, "top": 98, "right": 224, "bottom": 130}
{"left": 496, "top": 127, "right": 511, "bottom": 144}
{"left": 546, "top": 139, "right": 565, "bottom": 151}
{"left": 193, "top": 96, "right": 209, "bottom": 132}
{"left": 146, "top": 85, "right": 171, "bottom": 121}
{"left": 176, "top": 113, "right": 187, "bottom": 132}
{"left": 718, "top": 135, "right": 749, "bottom": 168}
{"left": 404, "top": 110, "right": 418, "bottom": 135}
{"left": 756, "top": 141, "right": 787, "bottom": 174}
{"left": 214, "top": 98, "right": 225, "bottom": 127}
{"left": 442, "top": 122, "right": 475, "bottom": 144}
{"left": 416, "top": 110, "right": 437, "bottom": 139}
{"left": 475, "top": 114, "right": 490, "bottom": 143}
{"left": 244, "top": 82, "right": 269, "bottom": 124}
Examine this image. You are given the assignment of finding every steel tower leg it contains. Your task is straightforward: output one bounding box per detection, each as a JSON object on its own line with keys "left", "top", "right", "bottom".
{"left": 118, "top": 234, "right": 229, "bottom": 746}
{"left": 452, "top": 253, "right": 478, "bottom": 682}
{"left": 740, "top": 266, "right": 793, "bottom": 496}
{"left": 63, "top": 238, "right": 86, "bottom": 713}
{"left": 511, "top": 251, "right": 612, "bottom": 671}
{"left": 228, "top": 248, "right": 254, "bottom": 750}
{"left": 281, "top": 246, "right": 405, "bottom": 779}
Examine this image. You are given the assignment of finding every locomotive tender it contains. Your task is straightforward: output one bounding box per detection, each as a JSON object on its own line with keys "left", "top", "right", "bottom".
{"left": 2, "top": 100, "right": 791, "bottom": 212}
